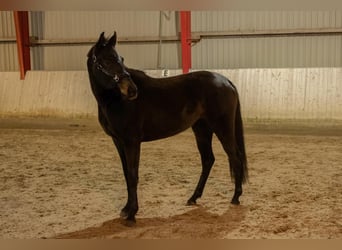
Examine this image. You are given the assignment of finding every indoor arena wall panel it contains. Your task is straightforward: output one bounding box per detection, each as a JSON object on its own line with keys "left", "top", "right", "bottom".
{"left": 1, "top": 68, "right": 341, "bottom": 121}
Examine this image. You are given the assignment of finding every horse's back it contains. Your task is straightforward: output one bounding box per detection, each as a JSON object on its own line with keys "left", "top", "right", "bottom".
{"left": 191, "top": 71, "right": 236, "bottom": 91}
{"left": 137, "top": 70, "right": 239, "bottom": 116}
{"left": 128, "top": 68, "right": 236, "bottom": 94}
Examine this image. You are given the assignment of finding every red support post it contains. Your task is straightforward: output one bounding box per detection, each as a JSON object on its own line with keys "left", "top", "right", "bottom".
{"left": 180, "top": 11, "right": 191, "bottom": 74}
{"left": 14, "top": 11, "right": 31, "bottom": 80}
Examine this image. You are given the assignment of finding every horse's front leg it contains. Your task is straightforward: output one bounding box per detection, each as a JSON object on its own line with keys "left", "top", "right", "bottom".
{"left": 112, "top": 138, "right": 130, "bottom": 218}
{"left": 121, "top": 140, "right": 141, "bottom": 226}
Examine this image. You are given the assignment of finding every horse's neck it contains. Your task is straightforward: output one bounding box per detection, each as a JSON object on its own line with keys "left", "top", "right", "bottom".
{"left": 127, "top": 68, "right": 151, "bottom": 83}
{"left": 89, "top": 73, "right": 121, "bottom": 107}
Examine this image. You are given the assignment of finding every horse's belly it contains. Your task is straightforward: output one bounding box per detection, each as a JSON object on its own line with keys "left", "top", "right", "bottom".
{"left": 141, "top": 101, "right": 204, "bottom": 141}
{"left": 142, "top": 112, "right": 202, "bottom": 141}
{"left": 141, "top": 118, "right": 194, "bottom": 141}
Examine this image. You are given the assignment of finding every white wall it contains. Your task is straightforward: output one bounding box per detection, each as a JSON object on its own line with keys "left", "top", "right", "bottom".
{"left": 0, "top": 71, "right": 97, "bottom": 117}
{"left": 217, "top": 68, "right": 342, "bottom": 120}
{"left": 1, "top": 68, "right": 341, "bottom": 120}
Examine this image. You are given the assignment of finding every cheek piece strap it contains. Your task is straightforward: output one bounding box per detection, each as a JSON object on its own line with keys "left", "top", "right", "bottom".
{"left": 93, "top": 55, "right": 129, "bottom": 83}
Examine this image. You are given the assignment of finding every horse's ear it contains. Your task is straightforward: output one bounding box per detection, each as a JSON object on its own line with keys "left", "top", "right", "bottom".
{"left": 96, "top": 32, "right": 106, "bottom": 47}
{"left": 107, "top": 31, "right": 117, "bottom": 48}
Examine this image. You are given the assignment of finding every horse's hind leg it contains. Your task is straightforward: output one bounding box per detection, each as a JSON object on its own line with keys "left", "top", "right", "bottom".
{"left": 214, "top": 120, "right": 243, "bottom": 205}
{"left": 187, "top": 120, "right": 215, "bottom": 205}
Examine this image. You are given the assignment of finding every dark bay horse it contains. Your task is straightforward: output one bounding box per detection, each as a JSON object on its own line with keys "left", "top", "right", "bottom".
{"left": 87, "top": 32, "right": 248, "bottom": 225}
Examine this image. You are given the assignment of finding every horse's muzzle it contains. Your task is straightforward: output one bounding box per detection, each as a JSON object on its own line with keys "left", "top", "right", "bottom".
{"left": 118, "top": 79, "right": 138, "bottom": 101}
{"left": 127, "top": 86, "right": 138, "bottom": 100}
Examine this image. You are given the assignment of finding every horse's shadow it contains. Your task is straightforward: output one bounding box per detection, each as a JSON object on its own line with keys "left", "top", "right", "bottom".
{"left": 53, "top": 205, "right": 248, "bottom": 239}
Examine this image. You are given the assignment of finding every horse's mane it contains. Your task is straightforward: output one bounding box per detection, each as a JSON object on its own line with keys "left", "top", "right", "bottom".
{"left": 126, "top": 67, "right": 153, "bottom": 83}
{"left": 126, "top": 67, "right": 146, "bottom": 77}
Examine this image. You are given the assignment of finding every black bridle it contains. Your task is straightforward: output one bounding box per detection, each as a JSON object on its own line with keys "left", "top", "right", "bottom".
{"left": 92, "top": 55, "right": 130, "bottom": 83}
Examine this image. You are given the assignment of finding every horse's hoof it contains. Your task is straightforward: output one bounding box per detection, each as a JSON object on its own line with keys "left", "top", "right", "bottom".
{"left": 186, "top": 199, "right": 197, "bottom": 206}
{"left": 123, "top": 219, "right": 136, "bottom": 227}
{"left": 230, "top": 199, "right": 240, "bottom": 205}
{"left": 120, "top": 210, "right": 128, "bottom": 219}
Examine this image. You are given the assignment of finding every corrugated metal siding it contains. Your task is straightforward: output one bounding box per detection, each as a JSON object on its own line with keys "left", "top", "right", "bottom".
{"left": 29, "top": 10, "right": 342, "bottom": 70}
{"left": 0, "top": 11, "right": 18, "bottom": 71}
{"left": 30, "top": 11, "right": 180, "bottom": 70}
{"left": 192, "top": 11, "right": 342, "bottom": 69}
{"left": 192, "top": 11, "right": 342, "bottom": 32}
{"left": 193, "top": 35, "right": 342, "bottom": 69}
{"left": 2, "top": 11, "right": 342, "bottom": 71}
{"left": 30, "top": 11, "right": 164, "bottom": 40}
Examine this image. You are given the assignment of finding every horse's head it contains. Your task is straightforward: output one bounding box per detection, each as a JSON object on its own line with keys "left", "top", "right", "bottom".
{"left": 87, "top": 32, "right": 138, "bottom": 101}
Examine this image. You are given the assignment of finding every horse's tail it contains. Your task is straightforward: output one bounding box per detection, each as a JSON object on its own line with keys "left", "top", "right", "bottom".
{"left": 234, "top": 98, "right": 248, "bottom": 184}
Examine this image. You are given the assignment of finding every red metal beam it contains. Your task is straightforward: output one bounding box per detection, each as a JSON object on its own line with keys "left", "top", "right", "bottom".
{"left": 180, "top": 11, "right": 191, "bottom": 74}
{"left": 14, "top": 11, "right": 31, "bottom": 80}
